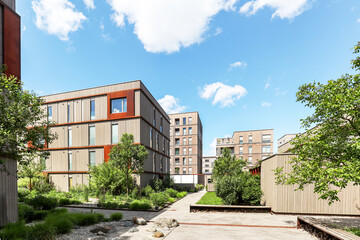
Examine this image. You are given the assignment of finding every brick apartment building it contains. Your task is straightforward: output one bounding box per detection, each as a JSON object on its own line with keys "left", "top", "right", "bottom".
{"left": 41, "top": 81, "right": 170, "bottom": 191}
{"left": 169, "top": 112, "right": 203, "bottom": 175}
{"left": 216, "top": 129, "right": 274, "bottom": 167}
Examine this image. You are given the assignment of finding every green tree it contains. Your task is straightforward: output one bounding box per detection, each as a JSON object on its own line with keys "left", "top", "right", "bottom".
{"left": 17, "top": 155, "right": 46, "bottom": 191}
{"left": 109, "top": 133, "right": 148, "bottom": 197}
{"left": 212, "top": 148, "right": 245, "bottom": 180}
{"left": 0, "top": 72, "right": 56, "bottom": 172}
{"left": 275, "top": 42, "right": 360, "bottom": 203}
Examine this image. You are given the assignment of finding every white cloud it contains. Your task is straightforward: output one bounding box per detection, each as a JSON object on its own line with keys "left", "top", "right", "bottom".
{"left": 261, "top": 101, "right": 272, "bottom": 107}
{"left": 32, "top": 0, "right": 87, "bottom": 41}
{"left": 357, "top": 18, "right": 360, "bottom": 23}
{"left": 239, "top": 0, "right": 312, "bottom": 19}
{"left": 83, "top": 0, "right": 95, "bottom": 9}
{"left": 200, "top": 82, "right": 247, "bottom": 107}
{"left": 214, "top": 27, "right": 223, "bottom": 36}
{"left": 265, "top": 83, "right": 270, "bottom": 89}
{"left": 22, "top": 25, "right": 26, "bottom": 32}
{"left": 100, "top": 22, "right": 104, "bottom": 30}
{"left": 106, "top": 0, "right": 237, "bottom": 53}
{"left": 274, "top": 87, "right": 287, "bottom": 96}
{"left": 158, "top": 95, "right": 188, "bottom": 114}
{"left": 229, "top": 61, "right": 247, "bottom": 70}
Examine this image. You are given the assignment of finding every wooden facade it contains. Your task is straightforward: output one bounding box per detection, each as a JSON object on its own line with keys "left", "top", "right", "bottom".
{"left": 261, "top": 154, "right": 360, "bottom": 216}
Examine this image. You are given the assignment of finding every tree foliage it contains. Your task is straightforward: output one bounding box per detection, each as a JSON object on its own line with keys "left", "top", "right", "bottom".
{"left": 275, "top": 42, "right": 360, "bottom": 203}
{"left": 18, "top": 156, "right": 46, "bottom": 191}
{"left": 109, "top": 133, "right": 148, "bottom": 197}
{"left": 212, "top": 148, "right": 245, "bottom": 180}
{"left": 0, "top": 72, "right": 56, "bottom": 171}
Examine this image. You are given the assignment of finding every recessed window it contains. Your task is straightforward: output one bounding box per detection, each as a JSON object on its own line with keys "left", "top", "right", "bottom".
{"left": 89, "top": 151, "right": 96, "bottom": 167}
{"left": 262, "top": 145, "right": 271, "bottom": 153}
{"left": 175, "top": 148, "right": 180, "bottom": 155}
{"left": 175, "top": 138, "right": 180, "bottom": 145}
{"left": 262, "top": 134, "right": 271, "bottom": 143}
{"left": 175, "top": 128, "right": 180, "bottom": 136}
{"left": 239, "top": 146, "right": 243, "bottom": 154}
{"left": 183, "top": 167, "right": 187, "bottom": 174}
{"left": 189, "top": 167, "right": 192, "bottom": 174}
{"left": 175, "top": 118, "right": 180, "bottom": 125}
{"left": 189, "top": 127, "right": 192, "bottom": 135}
{"left": 189, "top": 157, "right": 192, "bottom": 164}
{"left": 189, "top": 137, "right": 192, "bottom": 145}
{"left": 90, "top": 100, "right": 95, "bottom": 120}
{"left": 183, "top": 128, "right": 186, "bottom": 135}
{"left": 183, "top": 148, "right": 187, "bottom": 155}
{"left": 205, "top": 169, "right": 209, "bottom": 173}
{"left": 67, "top": 104, "right": 70, "bottom": 123}
{"left": 248, "top": 156, "right": 252, "bottom": 163}
{"left": 111, "top": 98, "right": 127, "bottom": 113}
{"left": 150, "top": 128, "right": 153, "bottom": 148}
{"left": 249, "top": 135, "right": 253, "bottom": 143}
{"left": 175, "top": 158, "right": 180, "bottom": 165}
{"left": 188, "top": 117, "right": 192, "bottom": 124}
{"left": 189, "top": 147, "right": 192, "bottom": 155}
{"left": 47, "top": 106, "right": 52, "bottom": 121}
{"left": 183, "top": 138, "right": 187, "bottom": 145}
{"left": 153, "top": 109, "right": 156, "bottom": 126}
{"left": 183, "top": 157, "right": 187, "bottom": 165}
{"left": 248, "top": 146, "right": 252, "bottom": 154}
{"left": 68, "top": 127, "right": 72, "bottom": 147}
{"left": 89, "top": 126, "right": 95, "bottom": 145}
{"left": 239, "top": 136, "right": 243, "bottom": 144}
{"left": 156, "top": 132, "right": 159, "bottom": 151}
{"left": 111, "top": 124, "right": 119, "bottom": 144}
{"left": 205, "top": 159, "right": 209, "bottom": 162}
{"left": 68, "top": 152, "right": 72, "bottom": 171}
{"left": 205, "top": 164, "right": 209, "bottom": 168}
{"left": 160, "top": 117, "right": 163, "bottom": 133}
{"left": 183, "top": 117, "right": 186, "bottom": 125}
{"left": 175, "top": 167, "right": 180, "bottom": 174}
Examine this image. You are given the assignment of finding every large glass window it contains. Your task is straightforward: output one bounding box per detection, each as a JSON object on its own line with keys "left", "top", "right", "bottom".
{"left": 262, "top": 145, "right": 271, "bottom": 153}
{"left": 68, "top": 152, "right": 72, "bottom": 171}
{"left": 160, "top": 118, "right": 163, "bottom": 133}
{"left": 249, "top": 135, "right": 253, "bottom": 143}
{"left": 189, "top": 127, "right": 192, "bottom": 134}
{"left": 89, "top": 126, "right": 95, "bottom": 145}
{"left": 189, "top": 157, "right": 192, "bottom": 164}
{"left": 239, "top": 136, "right": 243, "bottom": 144}
{"left": 47, "top": 106, "right": 52, "bottom": 121}
{"left": 175, "top": 148, "right": 180, "bottom": 155}
{"left": 183, "top": 157, "right": 187, "bottom": 165}
{"left": 188, "top": 117, "right": 192, "bottom": 124}
{"left": 89, "top": 151, "right": 96, "bottom": 167}
{"left": 111, "top": 124, "right": 119, "bottom": 144}
{"left": 183, "top": 128, "right": 186, "bottom": 135}
{"left": 175, "top": 118, "right": 180, "bottom": 125}
{"left": 67, "top": 104, "right": 70, "bottom": 123}
{"left": 68, "top": 128, "right": 72, "bottom": 147}
{"left": 175, "top": 158, "right": 180, "bottom": 164}
{"left": 150, "top": 128, "right": 153, "bottom": 148}
{"left": 248, "top": 146, "right": 252, "bottom": 154}
{"left": 111, "top": 98, "right": 127, "bottom": 113}
{"left": 183, "top": 148, "right": 187, "bottom": 155}
{"left": 156, "top": 132, "right": 159, "bottom": 151}
{"left": 153, "top": 109, "right": 156, "bottom": 126}
{"left": 183, "top": 117, "right": 186, "bottom": 125}
{"left": 175, "top": 138, "right": 180, "bottom": 145}
{"left": 90, "top": 100, "right": 95, "bottom": 120}
{"left": 183, "top": 138, "right": 187, "bottom": 145}
{"left": 262, "top": 134, "right": 271, "bottom": 143}
{"left": 239, "top": 146, "right": 243, "bottom": 154}
{"left": 183, "top": 168, "right": 186, "bottom": 174}
{"left": 189, "top": 137, "right": 192, "bottom": 144}
{"left": 189, "top": 147, "right": 192, "bottom": 154}
{"left": 189, "top": 167, "right": 192, "bottom": 174}
{"left": 175, "top": 128, "right": 180, "bottom": 136}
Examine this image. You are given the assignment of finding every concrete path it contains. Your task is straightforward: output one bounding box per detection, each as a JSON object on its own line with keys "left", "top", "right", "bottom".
{"left": 66, "top": 191, "right": 318, "bottom": 239}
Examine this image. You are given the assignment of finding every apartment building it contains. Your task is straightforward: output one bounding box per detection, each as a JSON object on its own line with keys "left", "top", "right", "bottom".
{"left": 278, "top": 133, "right": 297, "bottom": 153}
{"left": 216, "top": 129, "right": 274, "bottom": 167}
{"left": 202, "top": 156, "right": 216, "bottom": 174}
{"left": 169, "top": 112, "right": 203, "bottom": 175}
{"left": 41, "top": 81, "right": 170, "bottom": 191}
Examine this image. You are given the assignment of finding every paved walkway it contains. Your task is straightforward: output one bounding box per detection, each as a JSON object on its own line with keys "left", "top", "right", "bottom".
{"left": 67, "top": 191, "right": 318, "bottom": 239}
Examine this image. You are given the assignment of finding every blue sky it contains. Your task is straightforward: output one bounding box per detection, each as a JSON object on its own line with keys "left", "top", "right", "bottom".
{"left": 17, "top": 0, "right": 360, "bottom": 155}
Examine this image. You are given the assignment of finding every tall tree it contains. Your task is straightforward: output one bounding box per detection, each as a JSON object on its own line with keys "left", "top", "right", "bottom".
{"left": 212, "top": 148, "right": 245, "bottom": 180}
{"left": 17, "top": 155, "right": 46, "bottom": 191}
{"left": 275, "top": 42, "right": 360, "bottom": 203}
{"left": 109, "top": 133, "right": 148, "bottom": 197}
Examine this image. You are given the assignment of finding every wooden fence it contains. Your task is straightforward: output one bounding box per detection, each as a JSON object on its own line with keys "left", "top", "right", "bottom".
{"left": 261, "top": 154, "right": 360, "bottom": 215}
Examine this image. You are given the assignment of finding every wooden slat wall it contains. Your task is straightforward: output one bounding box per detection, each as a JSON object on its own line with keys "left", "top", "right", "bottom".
{"left": 261, "top": 154, "right": 360, "bottom": 215}
{"left": 0, "top": 157, "right": 18, "bottom": 226}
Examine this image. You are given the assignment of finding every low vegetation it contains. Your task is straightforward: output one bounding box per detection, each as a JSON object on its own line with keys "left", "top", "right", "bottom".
{"left": 196, "top": 192, "right": 224, "bottom": 205}
{"left": 346, "top": 227, "right": 360, "bottom": 237}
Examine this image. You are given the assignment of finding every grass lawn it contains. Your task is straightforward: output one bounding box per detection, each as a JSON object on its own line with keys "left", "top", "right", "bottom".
{"left": 196, "top": 192, "right": 224, "bottom": 205}
{"left": 346, "top": 227, "right": 360, "bottom": 236}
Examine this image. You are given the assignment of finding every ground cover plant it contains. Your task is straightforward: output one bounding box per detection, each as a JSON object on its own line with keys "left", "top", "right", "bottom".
{"left": 196, "top": 192, "right": 224, "bottom": 205}
{"left": 346, "top": 227, "right": 360, "bottom": 237}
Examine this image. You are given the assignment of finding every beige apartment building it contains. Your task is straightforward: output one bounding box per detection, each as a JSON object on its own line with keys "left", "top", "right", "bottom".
{"left": 41, "top": 81, "right": 170, "bottom": 191}
{"left": 216, "top": 129, "right": 274, "bottom": 167}
{"left": 202, "top": 156, "right": 216, "bottom": 174}
{"left": 169, "top": 112, "right": 203, "bottom": 175}
{"left": 277, "top": 133, "right": 297, "bottom": 153}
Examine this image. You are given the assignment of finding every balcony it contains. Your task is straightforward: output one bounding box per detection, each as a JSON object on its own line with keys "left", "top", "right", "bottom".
{"left": 217, "top": 137, "right": 234, "bottom": 145}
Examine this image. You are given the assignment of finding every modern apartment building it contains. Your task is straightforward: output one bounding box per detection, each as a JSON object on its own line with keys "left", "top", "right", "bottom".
{"left": 278, "top": 133, "right": 297, "bottom": 153}
{"left": 216, "top": 129, "right": 274, "bottom": 167}
{"left": 202, "top": 156, "right": 216, "bottom": 174}
{"left": 169, "top": 112, "right": 203, "bottom": 175}
{"left": 41, "top": 81, "right": 170, "bottom": 191}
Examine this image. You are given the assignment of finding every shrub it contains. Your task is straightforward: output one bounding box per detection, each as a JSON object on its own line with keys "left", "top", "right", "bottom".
{"left": 25, "top": 195, "right": 58, "bottom": 210}
{"left": 141, "top": 185, "right": 154, "bottom": 198}
{"left": 33, "top": 178, "right": 55, "bottom": 194}
{"left": 69, "top": 212, "right": 105, "bottom": 226}
{"left": 0, "top": 221, "right": 28, "bottom": 240}
{"left": 131, "top": 188, "right": 140, "bottom": 199}
{"left": 162, "top": 175, "right": 175, "bottom": 189}
{"left": 195, "top": 184, "right": 204, "bottom": 192}
{"left": 129, "top": 199, "right": 151, "bottom": 210}
{"left": 49, "top": 208, "right": 68, "bottom": 215}
{"left": 150, "top": 178, "right": 163, "bottom": 192}
{"left": 18, "top": 203, "right": 35, "bottom": 222}
{"left": 110, "top": 212, "right": 123, "bottom": 221}
{"left": 98, "top": 200, "right": 119, "bottom": 209}
{"left": 150, "top": 192, "right": 169, "bottom": 207}
{"left": 18, "top": 188, "right": 30, "bottom": 202}
{"left": 168, "top": 197, "right": 176, "bottom": 203}
{"left": 177, "top": 191, "right": 188, "bottom": 198}
{"left": 58, "top": 198, "right": 82, "bottom": 206}
{"left": 165, "top": 188, "right": 178, "bottom": 198}
{"left": 215, "top": 174, "right": 262, "bottom": 205}
{"left": 45, "top": 214, "right": 74, "bottom": 234}
{"left": 27, "top": 222, "right": 55, "bottom": 240}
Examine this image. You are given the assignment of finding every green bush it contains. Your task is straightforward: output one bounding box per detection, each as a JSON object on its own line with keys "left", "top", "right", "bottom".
{"left": 141, "top": 185, "right": 154, "bottom": 198}
{"left": 150, "top": 192, "right": 169, "bottom": 207}
{"left": 195, "top": 184, "right": 204, "bottom": 192}
{"left": 110, "top": 212, "right": 123, "bottom": 221}
{"left": 129, "top": 199, "right": 152, "bottom": 210}
{"left": 18, "top": 203, "right": 35, "bottom": 222}
{"left": 168, "top": 197, "right": 176, "bottom": 203}
{"left": 58, "top": 198, "right": 82, "bottom": 206}
{"left": 49, "top": 208, "right": 68, "bottom": 215}
{"left": 33, "top": 178, "right": 55, "bottom": 194}
{"left": 215, "top": 174, "right": 262, "bottom": 205}
{"left": 45, "top": 214, "right": 74, "bottom": 234}
{"left": 0, "top": 221, "right": 28, "bottom": 240}
{"left": 27, "top": 222, "right": 55, "bottom": 240}
{"left": 25, "top": 195, "right": 58, "bottom": 210}
{"left": 165, "top": 188, "right": 178, "bottom": 198}
{"left": 162, "top": 175, "right": 175, "bottom": 189}
{"left": 150, "top": 178, "right": 163, "bottom": 192}
{"left": 176, "top": 191, "right": 188, "bottom": 198}
{"left": 18, "top": 188, "right": 30, "bottom": 202}
{"left": 68, "top": 212, "right": 105, "bottom": 226}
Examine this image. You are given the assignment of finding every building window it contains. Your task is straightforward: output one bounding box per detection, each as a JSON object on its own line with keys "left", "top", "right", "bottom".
{"left": 248, "top": 156, "right": 252, "bottom": 163}
{"left": 248, "top": 146, "right": 252, "bottom": 154}
{"left": 262, "top": 155, "right": 268, "bottom": 160}
{"left": 189, "top": 117, "right": 192, "bottom": 124}
{"left": 189, "top": 167, "right": 192, "bottom": 174}
{"left": 183, "top": 148, "right": 187, "bottom": 155}
{"left": 205, "top": 164, "right": 209, "bottom": 167}
{"left": 163, "top": 139, "right": 165, "bottom": 153}
{"left": 262, "top": 145, "right": 271, "bottom": 153}
{"left": 156, "top": 132, "right": 159, "bottom": 151}
{"left": 189, "top": 137, "right": 192, "bottom": 145}
{"left": 183, "top": 117, "right": 186, "bottom": 125}
{"left": 153, "top": 109, "right": 156, "bottom": 126}
{"left": 189, "top": 157, "right": 192, "bottom": 164}
{"left": 175, "top": 167, "right": 180, "bottom": 174}
{"left": 150, "top": 128, "right": 153, "bottom": 148}
{"left": 175, "top": 158, "right": 180, "bottom": 165}
{"left": 189, "top": 127, "right": 192, "bottom": 134}
{"left": 89, "top": 151, "right": 96, "bottom": 167}
{"left": 68, "top": 127, "right": 72, "bottom": 147}
{"left": 47, "top": 106, "right": 52, "bottom": 121}
{"left": 175, "top": 148, "right": 180, "bottom": 155}
{"left": 249, "top": 135, "right": 253, "bottom": 143}
{"left": 175, "top": 138, "right": 180, "bottom": 145}
{"left": 160, "top": 117, "right": 163, "bottom": 133}
{"left": 170, "top": 129, "right": 172, "bottom": 136}
{"left": 68, "top": 152, "right": 72, "bottom": 171}
{"left": 262, "top": 134, "right": 271, "bottom": 143}
{"left": 183, "top": 128, "right": 186, "bottom": 135}
{"left": 170, "top": 148, "right": 172, "bottom": 156}
{"left": 175, "top": 118, "right": 180, "bottom": 125}
{"left": 189, "top": 147, "right": 192, "bottom": 154}
{"left": 205, "top": 159, "right": 209, "bottom": 162}
{"left": 183, "top": 157, "right": 187, "bottom": 165}
{"left": 90, "top": 100, "right": 95, "bottom": 120}
{"left": 89, "top": 126, "right": 95, "bottom": 145}
{"left": 69, "top": 176, "right": 73, "bottom": 190}
{"left": 67, "top": 104, "right": 70, "bottom": 123}
{"left": 239, "top": 146, "right": 243, "bottom": 154}
{"left": 111, "top": 124, "right": 119, "bottom": 144}
{"left": 205, "top": 169, "right": 209, "bottom": 173}
{"left": 183, "top": 138, "right": 187, "bottom": 145}
{"left": 183, "top": 167, "right": 186, "bottom": 174}
{"left": 160, "top": 156, "right": 163, "bottom": 173}
{"left": 111, "top": 98, "right": 127, "bottom": 113}
{"left": 175, "top": 128, "right": 180, "bottom": 136}
{"left": 239, "top": 136, "right": 243, "bottom": 144}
